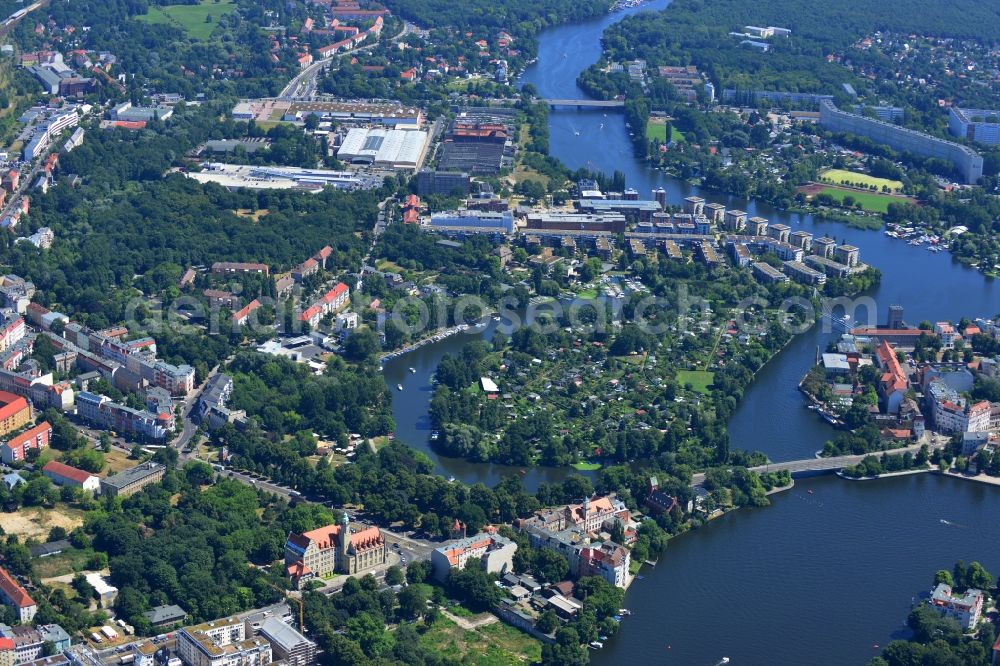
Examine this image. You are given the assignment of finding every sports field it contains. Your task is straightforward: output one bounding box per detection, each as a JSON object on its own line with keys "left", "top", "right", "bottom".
{"left": 646, "top": 119, "right": 685, "bottom": 143}
{"left": 813, "top": 186, "right": 900, "bottom": 213}
{"left": 818, "top": 168, "right": 902, "bottom": 192}
{"left": 138, "top": 0, "right": 235, "bottom": 40}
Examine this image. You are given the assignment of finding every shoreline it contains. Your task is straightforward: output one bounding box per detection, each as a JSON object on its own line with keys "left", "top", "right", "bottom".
{"left": 836, "top": 467, "right": 1000, "bottom": 490}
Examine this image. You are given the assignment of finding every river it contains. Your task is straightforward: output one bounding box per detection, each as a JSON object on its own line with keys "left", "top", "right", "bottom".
{"left": 382, "top": 1, "right": 1000, "bottom": 662}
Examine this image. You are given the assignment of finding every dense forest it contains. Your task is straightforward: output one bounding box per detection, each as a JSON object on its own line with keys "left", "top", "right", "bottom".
{"left": 383, "top": 0, "right": 611, "bottom": 37}
{"left": 228, "top": 353, "right": 395, "bottom": 441}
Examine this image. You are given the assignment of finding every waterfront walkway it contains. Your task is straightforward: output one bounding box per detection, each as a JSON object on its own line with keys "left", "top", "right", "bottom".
{"left": 691, "top": 441, "right": 941, "bottom": 486}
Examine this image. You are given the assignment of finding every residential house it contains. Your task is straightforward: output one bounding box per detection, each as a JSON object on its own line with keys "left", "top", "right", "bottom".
{"left": 929, "top": 583, "right": 983, "bottom": 630}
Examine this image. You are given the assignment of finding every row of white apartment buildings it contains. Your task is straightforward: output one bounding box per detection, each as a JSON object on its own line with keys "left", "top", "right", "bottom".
{"left": 23, "top": 110, "right": 79, "bottom": 161}
{"left": 515, "top": 495, "right": 634, "bottom": 588}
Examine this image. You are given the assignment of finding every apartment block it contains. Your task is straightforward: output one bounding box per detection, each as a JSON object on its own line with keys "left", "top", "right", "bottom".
{"left": 176, "top": 617, "right": 271, "bottom": 666}
{"left": 431, "top": 529, "right": 517, "bottom": 581}
{"left": 254, "top": 618, "right": 315, "bottom": 666}
{"left": 0, "top": 624, "right": 69, "bottom": 664}
{"left": 0, "top": 566, "right": 36, "bottom": 623}
{"left": 820, "top": 101, "right": 982, "bottom": 184}
{"left": 0, "top": 392, "right": 31, "bottom": 437}
{"left": 0, "top": 421, "right": 51, "bottom": 464}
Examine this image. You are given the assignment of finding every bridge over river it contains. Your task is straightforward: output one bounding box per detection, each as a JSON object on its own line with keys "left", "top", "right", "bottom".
{"left": 691, "top": 441, "right": 942, "bottom": 486}
{"left": 543, "top": 98, "right": 625, "bottom": 110}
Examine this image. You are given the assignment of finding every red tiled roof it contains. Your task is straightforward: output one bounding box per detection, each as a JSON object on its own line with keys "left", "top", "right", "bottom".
{"left": 299, "top": 305, "right": 322, "bottom": 322}
{"left": 43, "top": 459, "right": 94, "bottom": 484}
{"left": 876, "top": 340, "right": 907, "bottom": 393}
{"left": 320, "top": 283, "right": 348, "bottom": 304}
{"left": 0, "top": 392, "right": 28, "bottom": 423}
{"left": 7, "top": 421, "right": 51, "bottom": 451}
{"left": 850, "top": 327, "right": 929, "bottom": 337}
{"left": 232, "top": 299, "right": 262, "bottom": 322}
{"left": 0, "top": 637, "right": 13, "bottom": 651}
{"left": 0, "top": 566, "right": 34, "bottom": 609}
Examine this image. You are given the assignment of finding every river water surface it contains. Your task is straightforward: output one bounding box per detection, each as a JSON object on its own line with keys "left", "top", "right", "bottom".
{"left": 382, "top": 2, "right": 1000, "bottom": 663}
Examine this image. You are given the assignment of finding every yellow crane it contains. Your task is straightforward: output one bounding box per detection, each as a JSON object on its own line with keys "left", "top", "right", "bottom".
{"left": 265, "top": 581, "right": 305, "bottom": 631}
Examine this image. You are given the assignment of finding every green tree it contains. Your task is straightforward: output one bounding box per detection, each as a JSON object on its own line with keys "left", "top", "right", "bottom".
{"left": 535, "top": 549, "right": 569, "bottom": 584}
{"left": 536, "top": 609, "right": 559, "bottom": 634}
{"left": 384, "top": 565, "right": 404, "bottom": 587}
{"left": 396, "top": 584, "right": 428, "bottom": 621}
{"left": 346, "top": 612, "right": 392, "bottom": 657}
{"left": 934, "top": 570, "right": 954, "bottom": 587}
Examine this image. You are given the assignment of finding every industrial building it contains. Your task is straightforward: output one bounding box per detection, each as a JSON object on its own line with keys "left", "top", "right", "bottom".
{"left": 336, "top": 128, "right": 429, "bottom": 168}
{"left": 111, "top": 102, "right": 174, "bottom": 123}
{"left": 428, "top": 210, "right": 514, "bottom": 234}
{"left": 187, "top": 164, "right": 378, "bottom": 191}
{"left": 415, "top": 170, "right": 470, "bottom": 196}
{"left": 820, "top": 101, "right": 983, "bottom": 184}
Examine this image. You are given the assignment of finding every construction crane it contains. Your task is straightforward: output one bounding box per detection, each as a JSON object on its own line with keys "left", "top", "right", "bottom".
{"left": 265, "top": 581, "right": 305, "bottom": 631}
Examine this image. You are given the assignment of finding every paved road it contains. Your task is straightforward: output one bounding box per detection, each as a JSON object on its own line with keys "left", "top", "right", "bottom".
{"left": 279, "top": 22, "right": 414, "bottom": 99}
{"left": 691, "top": 440, "right": 945, "bottom": 486}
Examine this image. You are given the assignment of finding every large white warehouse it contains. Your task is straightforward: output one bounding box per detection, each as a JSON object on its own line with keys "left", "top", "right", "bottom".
{"left": 337, "top": 128, "right": 429, "bottom": 168}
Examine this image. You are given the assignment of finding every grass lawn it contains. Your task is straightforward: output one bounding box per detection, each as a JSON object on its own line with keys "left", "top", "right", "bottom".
{"left": 138, "top": 0, "right": 235, "bottom": 40}
{"left": 646, "top": 119, "right": 684, "bottom": 143}
{"left": 35, "top": 547, "right": 93, "bottom": 581}
{"left": 815, "top": 186, "right": 900, "bottom": 214}
{"left": 819, "top": 168, "right": 902, "bottom": 192}
{"left": 676, "top": 370, "right": 715, "bottom": 394}
{"left": 234, "top": 209, "right": 270, "bottom": 223}
{"left": 420, "top": 616, "right": 541, "bottom": 664}
{"left": 576, "top": 287, "right": 599, "bottom": 299}
{"left": 571, "top": 461, "right": 602, "bottom": 471}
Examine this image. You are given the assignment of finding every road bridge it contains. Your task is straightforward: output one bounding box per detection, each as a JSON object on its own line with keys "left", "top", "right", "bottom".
{"left": 691, "top": 441, "right": 939, "bottom": 486}
{"left": 543, "top": 98, "right": 625, "bottom": 110}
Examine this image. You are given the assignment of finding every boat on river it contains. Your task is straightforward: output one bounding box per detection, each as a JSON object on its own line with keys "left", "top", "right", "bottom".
{"left": 397, "top": 384, "right": 403, "bottom": 391}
